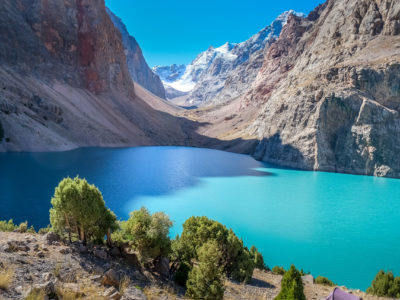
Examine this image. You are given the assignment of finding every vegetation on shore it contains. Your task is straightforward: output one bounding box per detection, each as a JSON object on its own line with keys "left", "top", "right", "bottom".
{"left": 0, "top": 175, "right": 397, "bottom": 299}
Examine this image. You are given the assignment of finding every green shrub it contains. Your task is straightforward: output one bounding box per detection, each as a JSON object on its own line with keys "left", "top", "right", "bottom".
{"left": 38, "top": 225, "right": 51, "bottom": 235}
{"left": 0, "top": 219, "right": 35, "bottom": 233}
{"left": 275, "top": 265, "right": 306, "bottom": 300}
{"left": 272, "top": 266, "right": 286, "bottom": 275}
{"left": 315, "top": 276, "right": 334, "bottom": 286}
{"left": 186, "top": 241, "right": 224, "bottom": 300}
{"left": 0, "top": 219, "right": 17, "bottom": 232}
{"left": 49, "top": 176, "right": 117, "bottom": 244}
{"left": 250, "top": 245, "right": 267, "bottom": 270}
{"left": 113, "top": 207, "right": 173, "bottom": 261}
{"left": 171, "top": 216, "right": 255, "bottom": 285}
{"left": 367, "top": 270, "right": 400, "bottom": 298}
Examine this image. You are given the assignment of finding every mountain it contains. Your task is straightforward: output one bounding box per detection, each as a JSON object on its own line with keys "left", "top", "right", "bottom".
{"left": 107, "top": 8, "right": 166, "bottom": 99}
{"left": 201, "top": 0, "right": 399, "bottom": 178}
{"left": 0, "top": 0, "right": 184, "bottom": 152}
{"left": 153, "top": 10, "right": 305, "bottom": 106}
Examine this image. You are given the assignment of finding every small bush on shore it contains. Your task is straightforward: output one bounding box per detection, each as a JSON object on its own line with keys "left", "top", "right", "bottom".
{"left": 112, "top": 207, "right": 173, "bottom": 261}
{"left": 0, "top": 219, "right": 35, "bottom": 233}
{"left": 272, "top": 266, "right": 286, "bottom": 275}
{"left": 250, "top": 245, "right": 267, "bottom": 270}
{"left": 315, "top": 276, "right": 335, "bottom": 286}
{"left": 186, "top": 241, "right": 225, "bottom": 300}
{"left": 367, "top": 270, "right": 400, "bottom": 298}
{"left": 275, "top": 265, "right": 306, "bottom": 300}
{"left": 171, "top": 216, "right": 258, "bottom": 285}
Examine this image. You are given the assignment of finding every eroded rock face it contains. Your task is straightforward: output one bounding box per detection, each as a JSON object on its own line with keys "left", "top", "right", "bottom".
{"left": 107, "top": 8, "right": 166, "bottom": 99}
{"left": 246, "top": 0, "right": 400, "bottom": 177}
{"left": 0, "top": 0, "right": 186, "bottom": 152}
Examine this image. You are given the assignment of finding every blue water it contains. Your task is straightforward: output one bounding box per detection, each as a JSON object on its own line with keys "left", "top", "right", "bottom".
{"left": 1, "top": 146, "right": 400, "bottom": 290}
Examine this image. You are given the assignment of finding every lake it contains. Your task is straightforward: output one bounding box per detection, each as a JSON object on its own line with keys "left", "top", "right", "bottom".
{"left": 1, "top": 146, "right": 399, "bottom": 290}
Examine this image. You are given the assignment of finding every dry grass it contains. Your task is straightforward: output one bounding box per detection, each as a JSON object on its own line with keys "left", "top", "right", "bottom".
{"left": 24, "top": 289, "right": 46, "bottom": 300}
{"left": 119, "top": 275, "right": 131, "bottom": 295}
{"left": 0, "top": 265, "right": 13, "bottom": 291}
{"left": 56, "top": 285, "right": 107, "bottom": 300}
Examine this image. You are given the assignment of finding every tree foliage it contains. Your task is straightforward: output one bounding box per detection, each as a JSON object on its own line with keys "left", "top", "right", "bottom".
{"left": 272, "top": 266, "right": 286, "bottom": 275}
{"left": 49, "top": 176, "right": 117, "bottom": 244}
{"left": 250, "top": 246, "right": 266, "bottom": 270}
{"left": 315, "top": 276, "right": 334, "bottom": 286}
{"left": 113, "top": 207, "right": 173, "bottom": 261}
{"left": 275, "top": 265, "right": 306, "bottom": 300}
{"left": 186, "top": 241, "right": 225, "bottom": 300}
{"left": 171, "top": 216, "right": 258, "bottom": 285}
{"left": 367, "top": 270, "right": 400, "bottom": 298}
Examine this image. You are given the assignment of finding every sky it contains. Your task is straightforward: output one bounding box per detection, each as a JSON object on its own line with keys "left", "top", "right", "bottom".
{"left": 105, "top": 0, "right": 323, "bottom": 67}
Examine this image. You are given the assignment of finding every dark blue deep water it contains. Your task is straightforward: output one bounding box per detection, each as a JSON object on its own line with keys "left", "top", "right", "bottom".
{"left": 1, "top": 146, "right": 400, "bottom": 290}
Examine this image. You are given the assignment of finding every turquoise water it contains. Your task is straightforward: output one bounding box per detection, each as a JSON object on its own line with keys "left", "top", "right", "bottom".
{"left": 1, "top": 146, "right": 400, "bottom": 290}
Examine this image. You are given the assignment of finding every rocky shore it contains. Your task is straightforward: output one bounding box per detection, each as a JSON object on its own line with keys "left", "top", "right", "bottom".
{"left": 0, "top": 232, "right": 390, "bottom": 300}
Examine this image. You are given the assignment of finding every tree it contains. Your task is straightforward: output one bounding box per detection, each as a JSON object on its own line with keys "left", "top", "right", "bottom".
{"left": 171, "top": 216, "right": 255, "bottom": 285}
{"left": 367, "top": 270, "right": 400, "bottom": 298}
{"left": 186, "top": 241, "right": 225, "bottom": 300}
{"left": 275, "top": 265, "right": 306, "bottom": 300}
{"left": 119, "top": 207, "right": 173, "bottom": 261}
{"left": 49, "top": 176, "right": 117, "bottom": 244}
{"left": 250, "top": 245, "right": 266, "bottom": 270}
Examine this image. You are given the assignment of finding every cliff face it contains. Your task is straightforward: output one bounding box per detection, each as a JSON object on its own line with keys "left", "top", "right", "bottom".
{"left": 107, "top": 8, "right": 166, "bottom": 99}
{"left": 0, "top": 0, "right": 184, "bottom": 152}
{"left": 246, "top": 0, "right": 400, "bottom": 177}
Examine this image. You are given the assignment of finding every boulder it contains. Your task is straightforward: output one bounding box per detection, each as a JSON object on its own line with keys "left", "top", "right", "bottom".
{"left": 121, "top": 286, "right": 147, "bottom": 300}
{"left": 154, "top": 257, "right": 170, "bottom": 277}
{"left": 301, "top": 274, "right": 314, "bottom": 285}
{"left": 44, "top": 232, "right": 60, "bottom": 245}
{"left": 102, "top": 269, "right": 120, "bottom": 288}
{"left": 104, "top": 286, "right": 119, "bottom": 297}
{"left": 94, "top": 248, "right": 108, "bottom": 260}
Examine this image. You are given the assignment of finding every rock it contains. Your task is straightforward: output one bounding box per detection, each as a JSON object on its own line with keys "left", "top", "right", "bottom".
{"left": 90, "top": 274, "right": 103, "bottom": 282}
{"left": 5, "top": 240, "right": 30, "bottom": 252}
{"left": 301, "top": 274, "right": 314, "bottom": 285}
{"left": 94, "top": 248, "right": 108, "bottom": 260}
{"left": 107, "top": 9, "right": 165, "bottom": 99}
{"left": 44, "top": 232, "right": 60, "bottom": 245}
{"left": 110, "top": 247, "right": 121, "bottom": 257}
{"left": 154, "top": 257, "right": 170, "bottom": 277}
{"left": 37, "top": 251, "right": 45, "bottom": 258}
{"left": 121, "top": 286, "right": 147, "bottom": 300}
{"left": 42, "top": 272, "right": 53, "bottom": 281}
{"left": 59, "top": 248, "right": 70, "bottom": 255}
{"left": 102, "top": 269, "right": 120, "bottom": 288}
{"left": 104, "top": 286, "right": 119, "bottom": 297}
{"left": 110, "top": 290, "right": 122, "bottom": 300}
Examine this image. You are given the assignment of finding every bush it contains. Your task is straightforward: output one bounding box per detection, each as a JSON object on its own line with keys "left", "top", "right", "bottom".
{"left": 367, "top": 270, "right": 400, "bottom": 298}
{"left": 113, "top": 207, "right": 173, "bottom": 261}
{"left": 272, "top": 266, "right": 286, "bottom": 275}
{"left": 275, "top": 265, "right": 306, "bottom": 300}
{"left": 186, "top": 241, "right": 225, "bottom": 300}
{"left": 49, "top": 176, "right": 117, "bottom": 244}
{"left": 0, "top": 219, "right": 35, "bottom": 233}
{"left": 171, "top": 216, "right": 255, "bottom": 285}
{"left": 315, "top": 276, "right": 334, "bottom": 286}
{"left": 250, "top": 246, "right": 267, "bottom": 270}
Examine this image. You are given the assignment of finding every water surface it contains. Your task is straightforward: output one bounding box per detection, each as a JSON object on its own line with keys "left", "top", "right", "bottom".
{"left": 1, "top": 146, "right": 399, "bottom": 290}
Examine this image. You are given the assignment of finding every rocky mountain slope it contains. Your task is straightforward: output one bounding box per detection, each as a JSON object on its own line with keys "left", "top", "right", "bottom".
{"left": 107, "top": 8, "right": 166, "bottom": 99}
{"left": 186, "top": 0, "right": 400, "bottom": 178}
{"left": 0, "top": 0, "right": 183, "bottom": 152}
{"left": 0, "top": 232, "right": 385, "bottom": 300}
{"left": 153, "top": 11, "right": 305, "bottom": 106}
{"left": 244, "top": 0, "right": 400, "bottom": 177}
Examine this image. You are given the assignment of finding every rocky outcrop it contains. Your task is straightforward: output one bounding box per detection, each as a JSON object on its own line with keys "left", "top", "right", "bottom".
{"left": 246, "top": 0, "right": 400, "bottom": 177}
{"left": 0, "top": 0, "right": 185, "bottom": 152}
{"left": 107, "top": 8, "right": 166, "bottom": 99}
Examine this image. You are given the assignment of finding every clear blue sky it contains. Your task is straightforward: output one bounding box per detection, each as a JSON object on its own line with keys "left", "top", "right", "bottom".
{"left": 105, "top": 0, "right": 323, "bottom": 67}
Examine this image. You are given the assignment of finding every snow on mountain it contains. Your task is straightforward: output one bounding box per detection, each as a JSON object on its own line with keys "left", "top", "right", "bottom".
{"left": 153, "top": 10, "right": 305, "bottom": 105}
